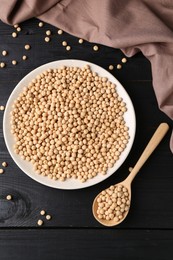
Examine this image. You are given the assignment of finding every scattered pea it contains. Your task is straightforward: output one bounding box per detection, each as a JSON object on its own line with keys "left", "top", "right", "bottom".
{"left": 109, "top": 65, "right": 114, "bottom": 70}
{"left": 12, "top": 60, "right": 17, "bottom": 65}
{"left": 117, "top": 64, "right": 122, "bottom": 69}
{"left": 12, "top": 32, "right": 17, "bottom": 38}
{"left": 66, "top": 46, "right": 71, "bottom": 51}
{"left": 2, "top": 50, "right": 7, "bottom": 56}
{"left": 0, "top": 169, "right": 4, "bottom": 174}
{"left": 16, "top": 27, "right": 21, "bottom": 32}
{"left": 78, "top": 38, "right": 84, "bottom": 44}
{"left": 37, "top": 219, "right": 43, "bottom": 226}
{"left": 2, "top": 162, "right": 7, "bottom": 167}
{"left": 38, "top": 22, "right": 44, "bottom": 27}
{"left": 46, "top": 30, "right": 51, "bottom": 36}
{"left": 40, "top": 210, "right": 46, "bottom": 216}
{"left": 93, "top": 45, "right": 99, "bottom": 51}
{"left": 62, "top": 41, "right": 67, "bottom": 46}
{"left": 45, "top": 37, "right": 50, "bottom": 42}
{"left": 25, "top": 44, "right": 31, "bottom": 50}
{"left": 22, "top": 55, "right": 27, "bottom": 61}
{"left": 128, "top": 167, "right": 133, "bottom": 172}
{"left": 57, "top": 29, "right": 63, "bottom": 35}
{"left": 6, "top": 195, "right": 12, "bottom": 200}
{"left": 14, "top": 24, "right": 19, "bottom": 28}
{"left": 0, "top": 62, "right": 6, "bottom": 68}
{"left": 46, "top": 214, "right": 52, "bottom": 220}
{"left": 0, "top": 105, "right": 5, "bottom": 110}
{"left": 122, "top": 57, "right": 127, "bottom": 63}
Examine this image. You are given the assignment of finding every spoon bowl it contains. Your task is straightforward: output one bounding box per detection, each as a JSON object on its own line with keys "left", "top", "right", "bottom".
{"left": 93, "top": 181, "right": 131, "bottom": 226}
{"left": 92, "top": 123, "right": 169, "bottom": 226}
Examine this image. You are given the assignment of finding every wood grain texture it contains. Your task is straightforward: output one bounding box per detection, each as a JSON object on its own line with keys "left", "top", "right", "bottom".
{"left": 0, "top": 79, "right": 172, "bottom": 228}
{"left": 0, "top": 229, "right": 173, "bottom": 260}
{"left": 0, "top": 17, "right": 173, "bottom": 260}
{"left": 0, "top": 18, "right": 172, "bottom": 228}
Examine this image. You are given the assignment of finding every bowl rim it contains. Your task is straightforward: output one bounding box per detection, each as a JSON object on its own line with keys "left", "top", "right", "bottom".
{"left": 3, "top": 59, "right": 136, "bottom": 189}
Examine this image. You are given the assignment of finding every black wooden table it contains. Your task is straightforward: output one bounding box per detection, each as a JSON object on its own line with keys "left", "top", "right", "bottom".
{"left": 0, "top": 18, "right": 173, "bottom": 260}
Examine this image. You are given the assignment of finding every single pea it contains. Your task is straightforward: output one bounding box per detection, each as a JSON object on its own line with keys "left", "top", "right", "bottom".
{"left": 17, "top": 27, "right": 21, "bottom": 32}
{"left": 0, "top": 169, "right": 4, "bottom": 174}
{"left": 57, "top": 29, "right": 63, "bottom": 35}
{"left": 0, "top": 105, "right": 5, "bottom": 110}
{"left": 2, "top": 50, "right": 8, "bottom": 56}
{"left": 0, "top": 62, "right": 6, "bottom": 68}
{"left": 12, "top": 60, "right": 17, "bottom": 65}
{"left": 25, "top": 44, "right": 31, "bottom": 50}
{"left": 62, "top": 41, "right": 67, "bottom": 46}
{"left": 2, "top": 162, "right": 7, "bottom": 167}
{"left": 37, "top": 219, "right": 43, "bottom": 226}
{"left": 109, "top": 65, "right": 114, "bottom": 70}
{"left": 45, "top": 37, "right": 50, "bottom": 42}
{"left": 114, "top": 216, "right": 119, "bottom": 222}
{"left": 78, "top": 38, "right": 84, "bottom": 44}
{"left": 40, "top": 210, "right": 46, "bottom": 216}
{"left": 46, "top": 30, "right": 51, "bottom": 36}
{"left": 22, "top": 55, "right": 27, "bottom": 61}
{"left": 12, "top": 32, "right": 17, "bottom": 38}
{"left": 6, "top": 195, "right": 12, "bottom": 200}
{"left": 38, "top": 22, "right": 44, "bottom": 27}
{"left": 117, "top": 64, "right": 122, "bottom": 69}
{"left": 46, "top": 214, "right": 52, "bottom": 220}
{"left": 122, "top": 57, "right": 127, "bottom": 63}
{"left": 93, "top": 45, "right": 99, "bottom": 51}
{"left": 66, "top": 46, "right": 71, "bottom": 51}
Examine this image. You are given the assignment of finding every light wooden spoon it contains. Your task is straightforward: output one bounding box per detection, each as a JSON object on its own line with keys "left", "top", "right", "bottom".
{"left": 92, "top": 123, "right": 169, "bottom": 226}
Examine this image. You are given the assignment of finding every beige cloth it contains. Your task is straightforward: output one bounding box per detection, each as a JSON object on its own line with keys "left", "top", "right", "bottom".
{"left": 1, "top": 0, "right": 173, "bottom": 152}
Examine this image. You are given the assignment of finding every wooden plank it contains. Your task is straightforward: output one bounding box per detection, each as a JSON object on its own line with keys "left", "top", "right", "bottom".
{"left": 0, "top": 229, "right": 173, "bottom": 260}
{"left": 0, "top": 81, "right": 172, "bottom": 228}
{"left": 0, "top": 18, "right": 172, "bottom": 229}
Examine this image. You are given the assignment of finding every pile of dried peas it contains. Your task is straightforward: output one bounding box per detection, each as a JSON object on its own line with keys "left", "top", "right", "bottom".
{"left": 11, "top": 65, "right": 129, "bottom": 182}
{"left": 96, "top": 184, "right": 130, "bottom": 221}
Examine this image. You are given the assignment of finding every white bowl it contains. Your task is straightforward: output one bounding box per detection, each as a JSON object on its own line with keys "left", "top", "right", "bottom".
{"left": 3, "top": 59, "right": 136, "bottom": 189}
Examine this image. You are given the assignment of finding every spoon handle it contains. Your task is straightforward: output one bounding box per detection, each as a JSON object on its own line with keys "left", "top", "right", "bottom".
{"left": 125, "top": 123, "right": 169, "bottom": 184}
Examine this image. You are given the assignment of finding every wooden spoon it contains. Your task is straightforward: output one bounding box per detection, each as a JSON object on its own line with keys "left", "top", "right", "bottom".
{"left": 92, "top": 123, "right": 169, "bottom": 226}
